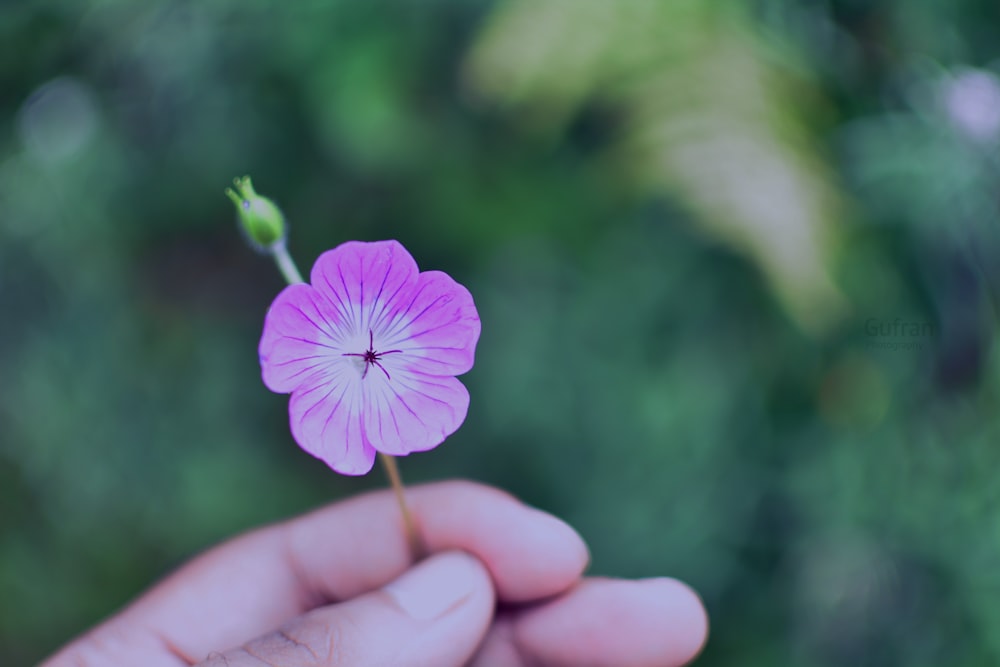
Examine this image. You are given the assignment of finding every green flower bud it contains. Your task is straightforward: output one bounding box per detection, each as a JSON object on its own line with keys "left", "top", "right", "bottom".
{"left": 225, "top": 175, "right": 287, "bottom": 251}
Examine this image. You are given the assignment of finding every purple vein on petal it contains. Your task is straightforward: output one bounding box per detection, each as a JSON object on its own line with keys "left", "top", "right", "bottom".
{"left": 374, "top": 392, "right": 386, "bottom": 445}
{"left": 324, "top": 288, "right": 354, "bottom": 337}
{"left": 272, "top": 361, "right": 328, "bottom": 381}
{"left": 387, "top": 391, "right": 404, "bottom": 445}
{"left": 274, "top": 335, "right": 341, "bottom": 352}
{"left": 386, "top": 385, "right": 425, "bottom": 423}
{"left": 324, "top": 274, "right": 356, "bottom": 336}
{"left": 395, "top": 356, "right": 454, "bottom": 369}
{"left": 278, "top": 362, "right": 337, "bottom": 387}
{"left": 271, "top": 354, "right": 332, "bottom": 367}
{"left": 297, "top": 382, "right": 340, "bottom": 427}
{"left": 288, "top": 305, "right": 343, "bottom": 345}
{"left": 340, "top": 390, "right": 353, "bottom": 464}
{"left": 320, "top": 382, "right": 351, "bottom": 449}
{"left": 400, "top": 364, "right": 466, "bottom": 377}
{"left": 396, "top": 379, "right": 456, "bottom": 398}
{"left": 376, "top": 384, "right": 407, "bottom": 444}
{"left": 358, "top": 255, "right": 365, "bottom": 334}
{"left": 392, "top": 376, "right": 459, "bottom": 408}
{"left": 383, "top": 319, "right": 468, "bottom": 350}
{"left": 368, "top": 260, "right": 394, "bottom": 338}
{"left": 409, "top": 375, "right": 457, "bottom": 390}
{"left": 338, "top": 265, "right": 359, "bottom": 334}
{"left": 352, "top": 390, "right": 367, "bottom": 463}
{"left": 384, "top": 282, "right": 432, "bottom": 334}
{"left": 370, "top": 276, "right": 412, "bottom": 337}
{"left": 380, "top": 293, "right": 462, "bottom": 347}
{"left": 371, "top": 386, "right": 406, "bottom": 450}
{"left": 285, "top": 304, "right": 326, "bottom": 335}
{"left": 300, "top": 299, "right": 344, "bottom": 345}
{"left": 377, "top": 281, "right": 433, "bottom": 343}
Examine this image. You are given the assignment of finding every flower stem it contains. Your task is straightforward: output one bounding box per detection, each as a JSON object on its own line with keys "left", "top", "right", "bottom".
{"left": 379, "top": 453, "right": 426, "bottom": 561}
{"left": 271, "top": 241, "right": 305, "bottom": 285}
{"left": 267, "top": 242, "right": 425, "bottom": 561}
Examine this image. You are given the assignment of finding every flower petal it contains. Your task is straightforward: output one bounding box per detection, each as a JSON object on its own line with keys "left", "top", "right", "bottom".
{"left": 377, "top": 271, "right": 481, "bottom": 376}
{"left": 288, "top": 375, "right": 376, "bottom": 475}
{"left": 259, "top": 284, "right": 347, "bottom": 394}
{"left": 363, "top": 370, "right": 470, "bottom": 456}
{"left": 259, "top": 239, "right": 481, "bottom": 475}
{"left": 310, "top": 240, "right": 420, "bottom": 340}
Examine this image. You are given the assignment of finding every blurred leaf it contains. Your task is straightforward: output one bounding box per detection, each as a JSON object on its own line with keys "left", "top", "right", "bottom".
{"left": 465, "top": 0, "right": 849, "bottom": 333}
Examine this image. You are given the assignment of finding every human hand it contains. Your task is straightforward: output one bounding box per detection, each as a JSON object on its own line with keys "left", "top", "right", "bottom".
{"left": 43, "top": 481, "right": 707, "bottom": 667}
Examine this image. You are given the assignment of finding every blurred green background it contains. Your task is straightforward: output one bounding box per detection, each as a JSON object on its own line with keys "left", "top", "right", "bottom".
{"left": 3, "top": 0, "right": 1000, "bottom": 664}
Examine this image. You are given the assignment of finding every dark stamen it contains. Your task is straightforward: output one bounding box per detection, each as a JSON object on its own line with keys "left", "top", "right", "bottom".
{"left": 342, "top": 329, "right": 403, "bottom": 380}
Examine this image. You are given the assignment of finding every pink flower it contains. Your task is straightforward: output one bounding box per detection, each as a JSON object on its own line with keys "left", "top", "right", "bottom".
{"left": 259, "top": 240, "right": 481, "bottom": 475}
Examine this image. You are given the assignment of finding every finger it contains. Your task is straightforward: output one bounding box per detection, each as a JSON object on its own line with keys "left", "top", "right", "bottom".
{"left": 282, "top": 480, "right": 588, "bottom": 603}
{"left": 196, "top": 551, "right": 494, "bottom": 667}
{"left": 470, "top": 577, "right": 708, "bottom": 667}
{"left": 61, "top": 481, "right": 587, "bottom": 663}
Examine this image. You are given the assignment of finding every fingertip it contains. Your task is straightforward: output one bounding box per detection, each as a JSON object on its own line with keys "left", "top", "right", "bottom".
{"left": 521, "top": 508, "right": 591, "bottom": 585}
{"left": 638, "top": 577, "right": 709, "bottom": 663}
{"left": 411, "top": 481, "right": 590, "bottom": 603}
{"left": 513, "top": 577, "right": 709, "bottom": 667}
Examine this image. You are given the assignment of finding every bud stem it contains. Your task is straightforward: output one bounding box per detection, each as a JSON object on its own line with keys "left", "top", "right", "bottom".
{"left": 271, "top": 242, "right": 305, "bottom": 285}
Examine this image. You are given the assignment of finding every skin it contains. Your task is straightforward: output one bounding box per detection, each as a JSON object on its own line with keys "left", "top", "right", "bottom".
{"left": 42, "top": 480, "right": 708, "bottom": 667}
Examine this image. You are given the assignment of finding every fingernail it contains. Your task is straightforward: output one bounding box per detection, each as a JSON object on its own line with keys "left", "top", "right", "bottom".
{"left": 385, "top": 551, "right": 485, "bottom": 620}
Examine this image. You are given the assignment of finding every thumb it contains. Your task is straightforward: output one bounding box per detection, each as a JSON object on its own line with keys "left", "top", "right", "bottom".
{"left": 196, "top": 551, "right": 495, "bottom": 667}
